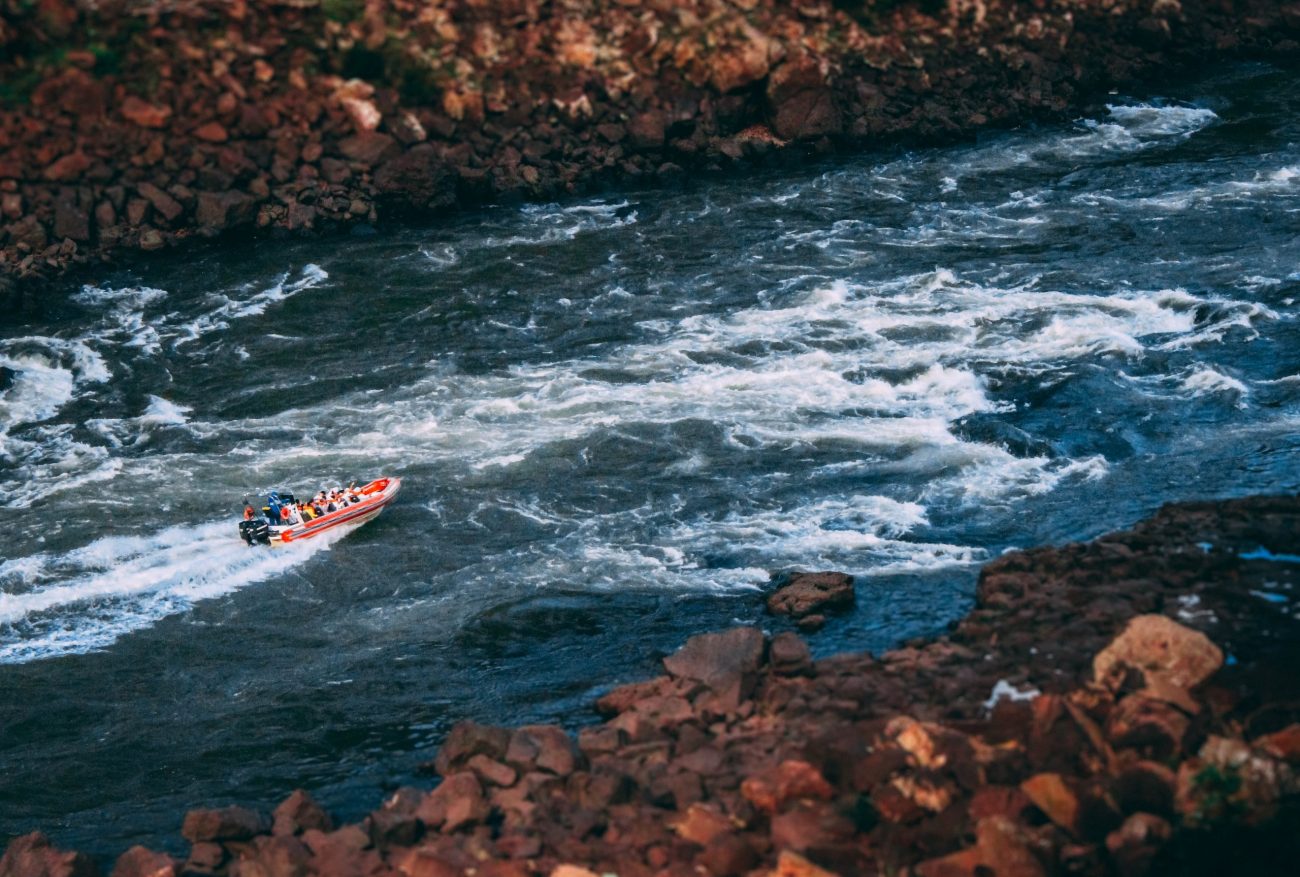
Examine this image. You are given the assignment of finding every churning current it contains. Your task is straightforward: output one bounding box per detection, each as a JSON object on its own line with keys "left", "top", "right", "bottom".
{"left": 2, "top": 63, "right": 1298, "bottom": 853}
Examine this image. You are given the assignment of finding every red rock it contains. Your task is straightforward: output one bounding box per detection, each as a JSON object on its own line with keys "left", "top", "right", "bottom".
{"left": 393, "top": 846, "right": 462, "bottom": 877}
{"left": 338, "top": 131, "right": 399, "bottom": 166}
{"left": 184, "top": 842, "right": 223, "bottom": 873}
{"left": 671, "top": 803, "right": 735, "bottom": 847}
{"left": 1113, "top": 761, "right": 1176, "bottom": 817}
{"left": 741, "top": 760, "right": 834, "bottom": 815}
{"left": 967, "top": 786, "right": 1033, "bottom": 823}
{"left": 914, "top": 816, "right": 1046, "bottom": 877}
{"left": 54, "top": 197, "right": 90, "bottom": 241}
{"left": 549, "top": 867, "right": 600, "bottom": 877}
{"left": 368, "top": 807, "right": 422, "bottom": 849}
{"left": 767, "top": 57, "right": 841, "bottom": 142}
{"left": 196, "top": 190, "right": 257, "bottom": 230}
{"left": 193, "top": 123, "right": 229, "bottom": 143}
{"left": 466, "top": 754, "right": 517, "bottom": 787}
{"left": 1092, "top": 614, "right": 1223, "bottom": 690}
{"left": 1106, "top": 695, "right": 1190, "bottom": 760}
{"left": 770, "top": 632, "right": 814, "bottom": 677}
{"left": 136, "top": 183, "right": 183, "bottom": 222}
{"left": 769, "top": 802, "right": 854, "bottom": 853}
{"left": 697, "top": 832, "right": 759, "bottom": 876}
{"left": 769, "top": 849, "right": 842, "bottom": 877}
{"left": 1104, "top": 812, "right": 1172, "bottom": 877}
{"left": 504, "top": 724, "right": 580, "bottom": 776}
{"left": 300, "top": 825, "right": 379, "bottom": 877}
{"left": 139, "top": 229, "right": 165, "bottom": 251}
{"left": 181, "top": 805, "right": 268, "bottom": 843}
{"left": 796, "top": 614, "right": 826, "bottom": 633}
{"left": 272, "top": 789, "right": 333, "bottom": 836}
{"left": 109, "top": 845, "right": 176, "bottom": 877}
{"left": 431, "top": 722, "right": 512, "bottom": 777}
{"left": 1254, "top": 723, "right": 1300, "bottom": 763}
{"left": 710, "top": 30, "right": 774, "bottom": 93}
{"left": 767, "top": 573, "right": 853, "bottom": 619}
{"left": 44, "top": 152, "right": 91, "bottom": 182}
{"left": 1019, "top": 772, "right": 1080, "bottom": 835}
{"left": 0, "top": 833, "right": 97, "bottom": 877}
{"left": 120, "top": 96, "right": 172, "bottom": 129}
{"left": 416, "top": 772, "right": 489, "bottom": 832}
{"left": 663, "top": 626, "right": 766, "bottom": 710}
{"left": 232, "top": 835, "right": 312, "bottom": 877}
{"left": 627, "top": 111, "right": 666, "bottom": 150}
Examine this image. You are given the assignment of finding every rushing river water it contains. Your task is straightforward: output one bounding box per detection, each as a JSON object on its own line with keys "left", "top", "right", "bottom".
{"left": 2, "top": 63, "right": 1299, "bottom": 854}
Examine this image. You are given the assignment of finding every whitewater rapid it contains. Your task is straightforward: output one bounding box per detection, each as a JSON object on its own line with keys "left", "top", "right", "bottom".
{"left": 2, "top": 94, "right": 1298, "bottom": 664}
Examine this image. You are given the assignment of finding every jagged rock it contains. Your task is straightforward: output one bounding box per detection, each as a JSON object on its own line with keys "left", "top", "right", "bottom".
{"left": 231, "top": 836, "right": 312, "bottom": 877}
{"left": 136, "top": 183, "right": 183, "bottom": 222}
{"left": 416, "top": 772, "right": 490, "bottom": 832}
{"left": 272, "top": 789, "right": 333, "bottom": 836}
{"left": 915, "top": 816, "right": 1047, "bottom": 877}
{"left": 109, "top": 846, "right": 176, "bottom": 877}
{"left": 0, "top": 833, "right": 97, "bottom": 877}
{"left": 1106, "top": 695, "right": 1190, "bottom": 760}
{"left": 663, "top": 626, "right": 767, "bottom": 711}
{"left": 193, "top": 123, "right": 228, "bottom": 143}
{"left": 742, "top": 760, "right": 834, "bottom": 814}
{"left": 1104, "top": 813, "right": 1171, "bottom": 877}
{"left": 44, "top": 152, "right": 91, "bottom": 182}
{"left": 1093, "top": 614, "right": 1224, "bottom": 690}
{"left": 768, "top": 849, "right": 843, "bottom": 877}
{"left": 504, "top": 725, "right": 580, "bottom": 776}
{"left": 768, "top": 573, "right": 853, "bottom": 619}
{"left": 338, "top": 131, "right": 399, "bottom": 166}
{"left": 196, "top": 190, "right": 258, "bottom": 230}
{"left": 120, "top": 96, "right": 172, "bottom": 128}
{"left": 770, "top": 631, "right": 814, "bottom": 677}
{"left": 180, "top": 805, "right": 268, "bottom": 843}
{"left": 671, "top": 803, "right": 735, "bottom": 846}
{"left": 767, "top": 57, "right": 840, "bottom": 142}
{"left": 431, "top": 721, "right": 512, "bottom": 777}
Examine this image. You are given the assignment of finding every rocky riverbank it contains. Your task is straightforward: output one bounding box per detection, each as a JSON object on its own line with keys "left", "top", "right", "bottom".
{"left": 4, "top": 493, "right": 1298, "bottom": 876}
{"left": 2, "top": 0, "right": 1300, "bottom": 300}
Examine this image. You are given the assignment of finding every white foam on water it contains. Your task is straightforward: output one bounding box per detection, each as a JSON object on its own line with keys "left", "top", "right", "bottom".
{"left": 1180, "top": 366, "right": 1249, "bottom": 400}
{"left": 170, "top": 264, "right": 328, "bottom": 347}
{"left": 139, "top": 395, "right": 192, "bottom": 428}
{"left": 0, "top": 518, "right": 348, "bottom": 663}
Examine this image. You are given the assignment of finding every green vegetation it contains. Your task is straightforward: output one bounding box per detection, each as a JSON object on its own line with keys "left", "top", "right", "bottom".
{"left": 321, "top": 0, "right": 365, "bottom": 23}
{"left": 1191, "top": 763, "right": 1247, "bottom": 825}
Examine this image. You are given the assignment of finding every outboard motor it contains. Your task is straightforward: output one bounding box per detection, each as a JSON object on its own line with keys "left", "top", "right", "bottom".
{"left": 240, "top": 519, "right": 271, "bottom": 546}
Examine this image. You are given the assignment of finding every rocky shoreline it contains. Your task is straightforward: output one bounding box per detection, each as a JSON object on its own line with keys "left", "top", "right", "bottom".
{"left": 3, "top": 0, "right": 1300, "bottom": 302}
{"left": 4, "top": 493, "right": 1298, "bottom": 876}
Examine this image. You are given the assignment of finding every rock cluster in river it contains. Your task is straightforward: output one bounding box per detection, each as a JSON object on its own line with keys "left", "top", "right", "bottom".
{"left": 3, "top": 493, "right": 1297, "bottom": 875}
{"left": 2, "top": 0, "right": 1300, "bottom": 296}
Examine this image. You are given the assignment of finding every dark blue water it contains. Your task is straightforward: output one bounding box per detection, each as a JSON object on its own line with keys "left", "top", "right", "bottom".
{"left": 1, "top": 63, "right": 1298, "bottom": 855}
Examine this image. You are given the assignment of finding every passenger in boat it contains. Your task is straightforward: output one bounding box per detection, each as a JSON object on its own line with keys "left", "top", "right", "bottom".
{"left": 300, "top": 503, "right": 316, "bottom": 521}
{"left": 243, "top": 503, "right": 255, "bottom": 521}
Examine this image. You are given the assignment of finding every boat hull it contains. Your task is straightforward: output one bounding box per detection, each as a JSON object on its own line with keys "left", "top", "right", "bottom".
{"left": 267, "top": 477, "right": 401, "bottom": 545}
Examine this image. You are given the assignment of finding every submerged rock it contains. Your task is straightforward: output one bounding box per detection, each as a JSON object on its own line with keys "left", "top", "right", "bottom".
{"left": 768, "top": 572, "right": 854, "bottom": 619}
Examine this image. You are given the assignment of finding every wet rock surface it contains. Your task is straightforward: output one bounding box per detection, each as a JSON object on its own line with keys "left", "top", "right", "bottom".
{"left": 6, "top": 494, "right": 1298, "bottom": 875}
{"left": 1, "top": 0, "right": 1299, "bottom": 287}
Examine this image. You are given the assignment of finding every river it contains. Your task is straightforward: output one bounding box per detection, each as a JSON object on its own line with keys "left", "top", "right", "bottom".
{"left": 1, "top": 62, "right": 1298, "bottom": 855}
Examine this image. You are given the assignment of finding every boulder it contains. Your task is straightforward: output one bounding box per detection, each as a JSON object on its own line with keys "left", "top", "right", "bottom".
{"left": 193, "top": 123, "right": 228, "bottom": 143}
{"left": 663, "top": 626, "right": 767, "bottom": 710}
{"left": 1106, "top": 695, "right": 1190, "bottom": 760}
{"left": 741, "top": 760, "right": 834, "bottom": 814}
{"left": 914, "top": 816, "right": 1047, "bottom": 877}
{"left": 181, "top": 805, "right": 268, "bottom": 843}
{"left": 374, "top": 144, "right": 454, "bottom": 207}
{"left": 0, "top": 833, "right": 96, "bottom": 877}
{"left": 44, "top": 152, "right": 91, "bottom": 182}
{"left": 1104, "top": 812, "right": 1172, "bottom": 877}
{"left": 504, "top": 725, "right": 580, "bottom": 776}
{"left": 769, "top": 849, "right": 843, "bottom": 877}
{"left": 416, "top": 772, "right": 490, "bottom": 832}
{"left": 626, "top": 110, "right": 666, "bottom": 150}
{"left": 770, "top": 631, "right": 814, "bottom": 677}
{"left": 110, "top": 846, "right": 176, "bottom": 877}
{"left": 431, "top": 721, "right": 511, "bottom": 777}
{"left": 338, "top": 131, "right": 399, "bottom": 166}
{"left": 767, "top": 57, "right": 841, "bottom": 142}
{"left": 120, "top": 96, "right": 172, "bottom": 128}
{"left": 272, "top": 789, "right": 333, "bottom": 836}
{"left": 1092, "top": 615, "right": 1223, "bottom": 690}
{"left": 136, "top": 183, "right": 183, "bottom": 222}
{"left": 768, "top": 573, "right": 853, "bottom": 619}
{"left": 196, "top": 190, "right": 258, "bottom": 230}
{"left": 1020, "top": 772, "right": 1080, "bottom": 835}
{"left": 671, "top": 803, "right": 735, "bottom": 846}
